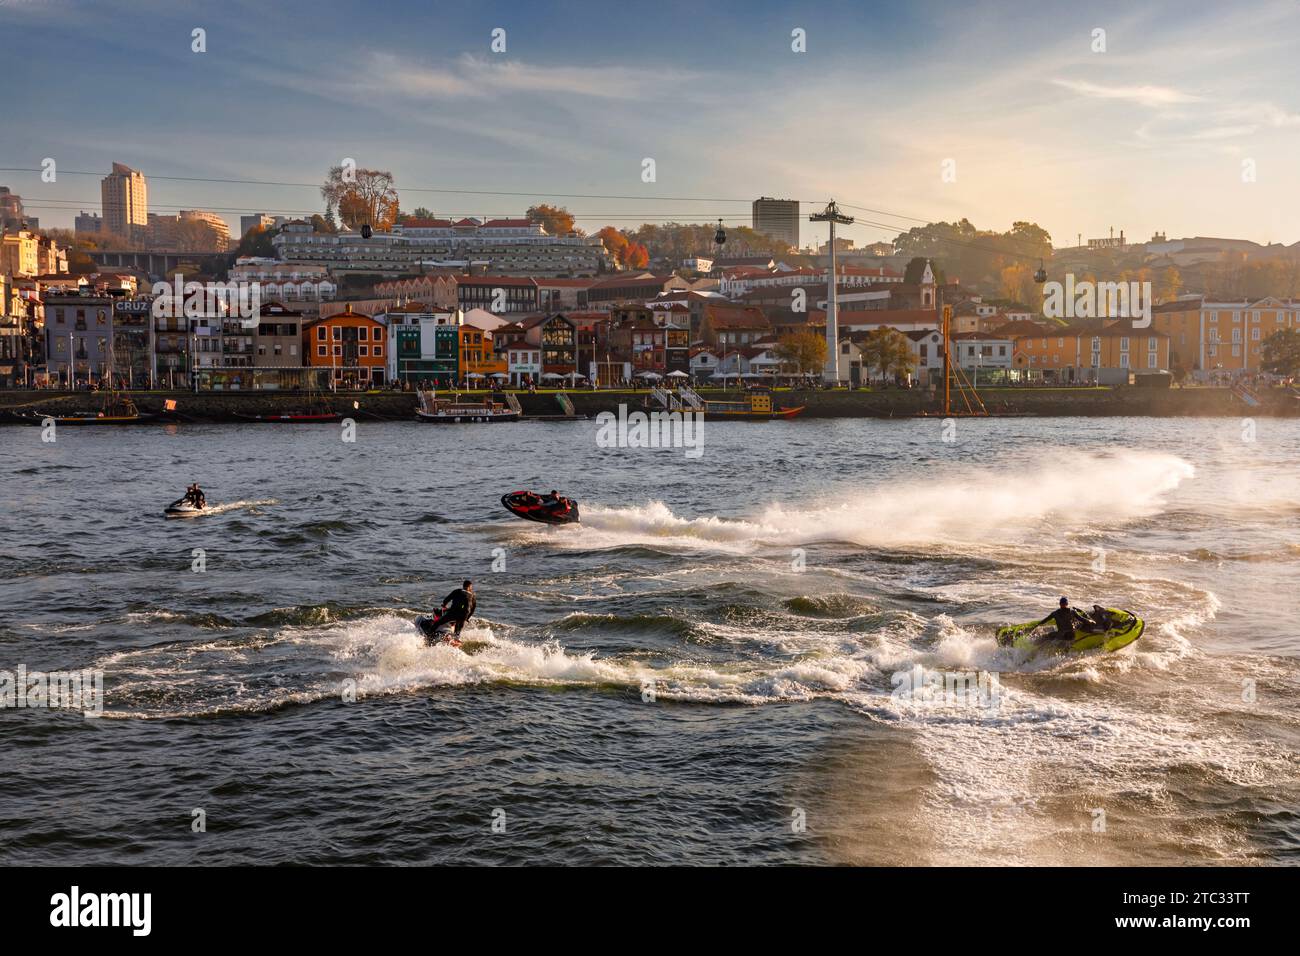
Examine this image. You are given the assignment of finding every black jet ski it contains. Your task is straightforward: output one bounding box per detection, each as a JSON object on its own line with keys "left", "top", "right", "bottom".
{"left": 501, "top": 490, "right": 580, "bottom": 525}
{"left": 164, "top": 496, "right": 208, "bottom": 518}
{"left": 415, "top": 614, "right": 461, "bottom": 648}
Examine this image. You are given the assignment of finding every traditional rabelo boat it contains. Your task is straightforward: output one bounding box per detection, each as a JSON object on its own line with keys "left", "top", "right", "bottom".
{"left": 415, "top": 388, "right": 521, "bottom": 423}
{"left": 699, "top": 387, "right": 804, "bottom": 421}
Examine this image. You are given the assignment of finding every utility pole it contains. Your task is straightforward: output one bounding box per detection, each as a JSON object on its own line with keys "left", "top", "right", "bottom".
{"left": 809, "top": 200, "right": 854, "bottom": 385}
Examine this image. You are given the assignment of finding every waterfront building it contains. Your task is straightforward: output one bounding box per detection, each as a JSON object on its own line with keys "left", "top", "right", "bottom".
{"left": 904, "top": 328, "right": 945, "bottom": 386}
{"left": 384, "top": 304, "right": 460, "bottom": 387}
{"left": 458, "top": 324, "right": 506, "bottom": 383}
{"left": 302, "top": 306, "right": 388, "bottom": 388}
{"left": 1012, "top": 323, "right": 1172, "bottom": 384}
{"left": 690, "top": 346, "right": 721, "bottom": 381}
{"left": 42, "top": 292, "right": 115, "bottom": 385}
{"left": 254, "top": 302, "right": 304, "bottom": 368}
{"left": 950, "top": 331, "right": 1016, "bottom": 382}
{"left": 1150, "top": 297, "right": 1299, "bottom": 379}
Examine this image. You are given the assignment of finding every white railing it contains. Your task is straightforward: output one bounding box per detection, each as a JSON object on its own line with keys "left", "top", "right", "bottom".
{"left": 677, "top": 384, "right": 704, "bottom": 410}
{"left": 649, "top": 385, "right": 681, "bottom": 410}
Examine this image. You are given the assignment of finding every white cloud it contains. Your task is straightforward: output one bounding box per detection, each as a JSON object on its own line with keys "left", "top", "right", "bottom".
{"left": 1050, "top": 79, "right": 1203, "bottom": 108}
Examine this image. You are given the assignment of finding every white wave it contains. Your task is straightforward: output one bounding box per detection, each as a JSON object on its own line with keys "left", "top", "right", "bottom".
{"left": 548, "top": 450, "right": 1194, "bottom": 553}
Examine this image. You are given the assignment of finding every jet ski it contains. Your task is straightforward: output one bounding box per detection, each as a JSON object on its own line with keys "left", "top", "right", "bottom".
{"left": 500, "top": 490, "right": 580, "bottom": 525}
{"left": 415, "top": 614, "right": 461, "bottom": 648}
{"left": 996, "top": 607, "right": 1144, "bottom": 654}
{"left": 164, "top": 496, "right": 208, "bottom": 518}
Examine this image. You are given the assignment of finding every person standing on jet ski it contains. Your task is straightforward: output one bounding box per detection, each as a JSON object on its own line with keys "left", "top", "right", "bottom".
{"left": 1034, "top": 597, "right": 1090, "bottom": 642}
{"left": 430, "top": 580, "right": 476, "bottom": 637}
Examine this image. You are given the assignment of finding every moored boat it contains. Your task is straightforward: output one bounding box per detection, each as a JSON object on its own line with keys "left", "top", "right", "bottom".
{"left": 233, "top": 410, "right": 343, "bottom": 423}
{"left": 700, "top": 389, "right": 804, "bottom": 420}
{"left": 20, "top": 395, "right": 156, "bottom": 425}
{"left": 415, "top": 389, "right": 520, "bottom": 423}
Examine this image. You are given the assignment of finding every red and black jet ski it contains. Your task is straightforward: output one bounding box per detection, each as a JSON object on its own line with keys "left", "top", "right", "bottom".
{"left": 501, "top": 490, "right": 580, "bottom": 525}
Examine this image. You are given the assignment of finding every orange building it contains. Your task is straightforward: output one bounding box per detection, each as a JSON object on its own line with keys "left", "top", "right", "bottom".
{"left": 1013, "top": 322, "right": 1171, "bottom": 384}
{"left": 457, "top": 324, "right": 506, "bottom": 383}
{"left": 303, "top": 305, "right": 388, "bottom": 388}
{"left": 1151, "top": 297, "right": 1298, "bottom": 379}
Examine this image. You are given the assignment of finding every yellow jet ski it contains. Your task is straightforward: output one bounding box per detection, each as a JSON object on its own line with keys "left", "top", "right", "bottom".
{"left": 996, "top": 607, "right": 1144, "bottom": 654}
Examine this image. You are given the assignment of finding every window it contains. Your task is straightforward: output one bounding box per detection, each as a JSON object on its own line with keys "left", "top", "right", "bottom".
{"left": 333, "top": 345, "right": 342, "bottom": 357}
{"left": 1120, "top": 353, "right": 1129, "bottom": 368}
{"left": 1120, "top": 337, "right": 1129, "bottom": 352}
{"left": 1148, "top": 354, "right": 1157, "bottom": 368}
{"left": 317, "top": 326, "right": 326, "bottom": 341}
{"left": 332, "top": 326, "right": 341, "bottom": 341}
{"left": 374, "top": 345, "right": 382, "bottom": 357}
{"left": 1148, "top": 337, "right": 1158, "bottom": 350}
{"left": 359, "top": 326, "right": 368, "bottom": 341}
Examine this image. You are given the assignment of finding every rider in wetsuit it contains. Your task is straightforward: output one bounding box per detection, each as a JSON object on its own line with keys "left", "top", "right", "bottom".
{"left": 430, "top": 580, "right": 476, "bottom": 637}
{"left": 1034, "top": 597, "right": 1090, "bottom": 642}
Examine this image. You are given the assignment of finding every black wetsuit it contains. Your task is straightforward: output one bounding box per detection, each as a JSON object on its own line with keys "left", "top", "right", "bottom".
{"left": 433, "top": 588, "right": 476, "bottom": 636}
{"left": 1039, "top": 607, "right": 1087, "bottom": 640}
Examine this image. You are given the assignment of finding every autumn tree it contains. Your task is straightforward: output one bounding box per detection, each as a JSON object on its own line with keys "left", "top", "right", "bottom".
{"left": 1261, "top": 328, "right": 1300, "bottom": 377}
{"left": 320, "top": 166, "right": 400, "bottom": 231}
{"left": 234, "top": 224, "right": 278, "bottom": 259}
{"left": 857, "top": 327, "right": 916, "bottom": 383}
{"left": 594, "top": 226, "right": 649, "bottom": 269}
{"left": 1158, "top": 267, "right": 1182, "bottom": 303}
{"left": 527, "top": 204, "right": 579, "bottom": 236}
{"left": 774, "top": 330, "right": 827, "bottom": 376}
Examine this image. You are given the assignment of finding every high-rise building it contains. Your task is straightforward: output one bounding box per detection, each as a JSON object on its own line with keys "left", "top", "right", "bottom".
{"left": 101, "top": 162, "right": 148, "bottom": 242}
{"left": 751, "top": 197, "right": 800, "bottom": 250}
{"left": 240, "top": 213, "right": 278, "bottom": 237}
{"left": 0, "top": 187, "right": 27, "bottom": 231}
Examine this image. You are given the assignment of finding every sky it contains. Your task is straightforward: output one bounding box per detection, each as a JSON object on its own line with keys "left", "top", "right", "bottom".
{"left": 3, "top": 0, "right": 1299, "bottom": 248}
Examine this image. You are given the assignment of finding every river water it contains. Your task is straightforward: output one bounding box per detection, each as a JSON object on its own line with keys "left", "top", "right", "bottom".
{"left": 1, "top": 416, "right": 1297, "bottom": 865}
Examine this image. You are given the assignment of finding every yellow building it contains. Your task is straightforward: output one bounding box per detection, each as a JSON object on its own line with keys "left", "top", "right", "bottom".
{"left": 1151, "top": 297, "right": 1298, "bottom": 379}
{"left": 1, "top": 229, "right": 39, "bottom": 276}
{"left": 1013, "top": 323, "right": 1171, "bottom": 383}
{"left": 457, "top": 325, "right": 506, "bottom": 382}
{"left": 101, "top": 162, "right": 148, "bottom": 241}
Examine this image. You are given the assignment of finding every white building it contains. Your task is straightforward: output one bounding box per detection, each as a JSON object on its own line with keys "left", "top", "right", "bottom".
{"left": 508, "top": 344, "right": 541, "bottom": 386}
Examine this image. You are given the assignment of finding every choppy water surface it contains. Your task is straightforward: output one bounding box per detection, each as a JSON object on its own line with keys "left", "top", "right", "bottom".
{"left": 1, "top": 416, "right": 1297, "bottom": 864}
